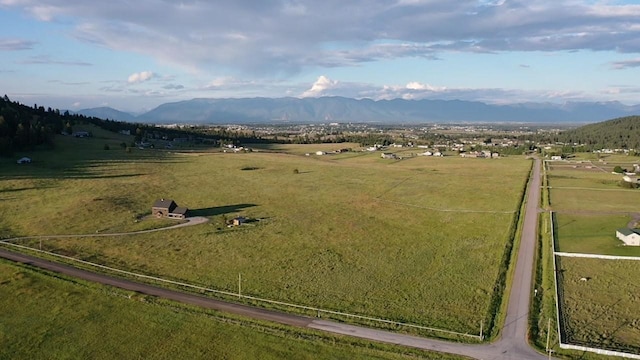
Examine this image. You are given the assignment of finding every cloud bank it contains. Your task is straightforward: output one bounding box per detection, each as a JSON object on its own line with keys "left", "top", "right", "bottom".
{"left": 4, "top": 0, "right": 640, "bottom": 74}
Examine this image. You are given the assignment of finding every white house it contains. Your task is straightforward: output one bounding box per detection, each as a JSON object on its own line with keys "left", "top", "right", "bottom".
{"left": 616, "top": 228, "right": 640, "bottom": 246}
{"left": 550, "top": 155, "right": 563, "bottom": 160}
{"left": 315, "top": 151, "right": 326, "bottom": 156}
{"left": 16, "top": 157, "right": 31, "bottom": 164}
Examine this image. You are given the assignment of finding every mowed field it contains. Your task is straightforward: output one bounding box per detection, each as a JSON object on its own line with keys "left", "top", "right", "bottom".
{"left": 557, "top": 257, "right": 640, "bottom": 355}
{"left": 547, "top": 159, "right": 640, "bottom": 255}
{"left": 554, "top": 213, "right": 640, "bottom": 256}
{"left": 1, "top": 130, "right": 532, "bottom": 335}
{"left": 0, "top": 260, "right": 463, "bottom": 360}
{"left": 545, "top": 158, "right": 640, "bottom": 355}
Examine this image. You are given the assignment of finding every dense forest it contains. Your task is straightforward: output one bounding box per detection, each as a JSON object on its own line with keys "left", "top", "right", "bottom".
{"left": 0, "top": 95, "right": 65, "bottom": 155}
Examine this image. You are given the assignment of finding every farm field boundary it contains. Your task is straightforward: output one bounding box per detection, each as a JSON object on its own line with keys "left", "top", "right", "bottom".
{"left": 555, "top": 252, "right": 640, "bottom": 261}
{"left": 550, "top": 211, "right": 640, "bottom": 359}
{"left": 374, "top": 198, "right": 515, "bottom": 214}
{"left": 0, "top": 240, "right": 482, "bottom": 341}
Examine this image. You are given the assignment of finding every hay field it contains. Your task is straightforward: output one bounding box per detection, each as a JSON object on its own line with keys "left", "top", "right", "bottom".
{"left": 1, "top": 133, "right": 531, "bottom": 335}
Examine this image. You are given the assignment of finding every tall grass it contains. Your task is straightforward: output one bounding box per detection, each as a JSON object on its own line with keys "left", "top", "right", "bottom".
{"left": 0, "top": 260, "right": 463, "bottom": 360}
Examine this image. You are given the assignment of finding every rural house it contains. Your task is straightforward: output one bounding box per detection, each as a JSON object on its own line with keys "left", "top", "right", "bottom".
{"left": 616, "top": 228, "right": 640, "bottom": 246}
{"left": 152, "top": 199, "right": 189, "bottom": 219}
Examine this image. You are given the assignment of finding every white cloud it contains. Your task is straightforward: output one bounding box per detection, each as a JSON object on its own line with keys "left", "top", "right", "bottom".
{"left": 127, "top": 71, "right": 154, "bottom": 84}
{"left": 0, "top": 38, "right": 36, "bottom": 51}
{"left": 405, "top": 82, "right": 444, "bottom": 91}
{"left": 301, "top": 75, "right": 338, "bottom": 97}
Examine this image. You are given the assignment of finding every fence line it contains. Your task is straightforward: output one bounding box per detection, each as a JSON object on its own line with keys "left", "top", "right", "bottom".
{"left": 549, "top": 211, "right": 640, "bottom": 359}
{"left": 550, "top": 211, "right": 563, "bottom": 350}
{"left": 0, "top": 240, "right": 481, "bottom": 340}
{"left": 555, "top": 252, "right": 640, "bottom": 261}
{"left": 559, "top": 343, "right": 640, "bottom": 359}
{"left": 375, "top": 198, "right": 514, "bottom": 214}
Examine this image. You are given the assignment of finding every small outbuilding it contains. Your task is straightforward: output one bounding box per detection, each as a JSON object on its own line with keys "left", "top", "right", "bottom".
{"left": 231, "top": 216, "right": 246, "bottom": 226}
{"left": 16, "top": 157, "right": 31, "bottom": 164}
{"left": 152, "top": 198, "right": 189, "bottom": 219}
{"left": 616, "top": 228, "right": 640, "bottom": 246}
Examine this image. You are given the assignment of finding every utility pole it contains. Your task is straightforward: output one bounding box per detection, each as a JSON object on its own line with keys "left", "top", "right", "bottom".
{"left": 480, "top": 320, "right": 484, "bottom": 340}
{"left": 238, "top": 273, "right": 242, "bottom": 297}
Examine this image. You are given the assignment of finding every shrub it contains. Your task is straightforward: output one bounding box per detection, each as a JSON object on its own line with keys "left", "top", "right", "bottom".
{"left": 613, "top": 165, "right": 626, "bottom": 173}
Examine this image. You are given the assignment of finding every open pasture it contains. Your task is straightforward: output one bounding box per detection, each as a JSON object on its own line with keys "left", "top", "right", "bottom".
{"left": 556, "top": 256, "right": 640, "bottom": 355}
{"left": 1, "top": 135, "right": 531, "bottom": 336}
{"left": 0, "top": 260, "right": 460, "bottom": 360}
{"left": 546, "top": 165, "right": 621, "bottom": 189}
{"left": 548, "top": 187, "right": 640, "bottom": 212}
{"left": 546, "top": 157, "right": 640, "bottom": 214}
{"left": 553, "top": 213, "right": 640, "bottom": 256}
{"left": 249, "top": 142, "right": 361, "bottom": 155}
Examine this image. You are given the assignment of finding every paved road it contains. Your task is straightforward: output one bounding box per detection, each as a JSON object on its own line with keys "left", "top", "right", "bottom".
{"left": 0, "top": 160, "right": 548, "bottom": 359}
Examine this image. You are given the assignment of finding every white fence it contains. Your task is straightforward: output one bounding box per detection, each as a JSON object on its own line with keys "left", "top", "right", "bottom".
{"left": 550, "top": 211, "right": 640, "bottom": 359}
{"left": 555, "top": 252, "right": 640, "bottom": 261}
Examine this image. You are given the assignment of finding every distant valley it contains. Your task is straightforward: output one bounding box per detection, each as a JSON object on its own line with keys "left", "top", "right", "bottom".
{"left": 78, "top": 97, "right": 640, "bottom": 125}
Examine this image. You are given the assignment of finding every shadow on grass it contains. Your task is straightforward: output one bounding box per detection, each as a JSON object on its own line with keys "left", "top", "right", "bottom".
{"left": 189, "top": 204, "right": 257, "bottom": 217}
{"left": 0, "top": 185, "right": 55, "bottom": 193}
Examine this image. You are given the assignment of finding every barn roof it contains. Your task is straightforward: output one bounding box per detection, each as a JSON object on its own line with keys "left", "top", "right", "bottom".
{"left": 153, "top": 199, "right": 177, "bottom": 209}
{"left": 172, "top": 206, "right": 188, "bottom": 215}
{"left": 617, "top": 228, "right": 640, "bottom": 236}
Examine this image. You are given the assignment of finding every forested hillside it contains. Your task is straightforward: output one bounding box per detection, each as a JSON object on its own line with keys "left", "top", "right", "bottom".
{"left": 557, "top": 115, "right": 640, "bottom": 150}
{"left": 0, "top": 95, "right": 67, "bottom": 155}
{"left": 0, "top": 95, "right": 273, "bottom": 156}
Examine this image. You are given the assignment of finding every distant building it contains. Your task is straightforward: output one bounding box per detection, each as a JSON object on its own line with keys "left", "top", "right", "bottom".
{"left": 381, "top": 153, "right": 396, "bottom": 159}
{"left": 152, "top": 199, "right": 189, "bottom": 219}
{"left": 550, "top": 155, "right": 563, "bottom": 160}
{"left": 72, "top": 131, "right": 90, "bottom": 138}
{"left": 616, "top": 228, "right": 640, "bottom": 246}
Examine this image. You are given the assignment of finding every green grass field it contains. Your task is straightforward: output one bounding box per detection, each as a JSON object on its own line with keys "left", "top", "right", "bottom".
{"left": 538, "top": 156, "right": 640, "bottom": 357}
{"left": 556, "top": 257, "right": 640, "bottom": 355}
{"left": 546, "top": 166, "right": 622, "bottom": 189}
{"left": 1, "top": 128, "right": 532, "bottom": 337}
{"left": 554, "top": 213, "right": 640, "bottom": 256}
{"left": 0, "top": 260, "right": 464, "bottom": 360}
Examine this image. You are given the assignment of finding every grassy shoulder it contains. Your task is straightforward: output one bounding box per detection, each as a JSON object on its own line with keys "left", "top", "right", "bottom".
{"left": 0, "top": 259, "right": 466, "bottom": 360}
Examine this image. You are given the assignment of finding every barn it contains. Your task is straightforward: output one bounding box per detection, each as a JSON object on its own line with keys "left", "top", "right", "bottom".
{"left": 152, "top": 199, "right": 189, "bottom": 219}
{"left": 616, "top": 228, "right": 640, "bottom": 246}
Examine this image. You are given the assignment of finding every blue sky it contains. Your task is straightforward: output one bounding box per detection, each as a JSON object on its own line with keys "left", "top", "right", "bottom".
{"left": 1, "top": 0, "right": 640, "bottom": 113}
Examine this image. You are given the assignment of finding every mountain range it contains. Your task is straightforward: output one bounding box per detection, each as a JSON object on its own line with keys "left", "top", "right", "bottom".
{"left": 77, "top": 97, "right": 640, "bottom": 124}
